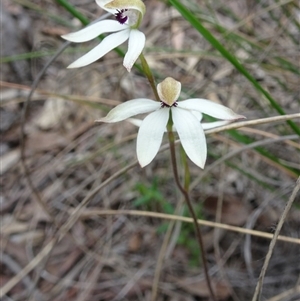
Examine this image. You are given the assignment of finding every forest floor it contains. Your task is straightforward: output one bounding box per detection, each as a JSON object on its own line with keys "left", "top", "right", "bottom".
{"left": 1, "top": 0, "right": 300, "bottom": 300}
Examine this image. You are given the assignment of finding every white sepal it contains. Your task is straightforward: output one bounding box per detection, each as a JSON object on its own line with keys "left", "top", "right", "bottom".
{"left": 123, "top": 29, "right": 145, "bottom": 71}
{"left": 172, "top": 107, "right": 207, "bottom": 168}
{"left": 137, "top": 108, "right": 169, "bottom": 167}
{"left": 62, "top": 20, "right": 127, "bottom": 43}
{"left": 97, "top": 99, "right": 160, "bottom": 123}
{"left": 67, "top": 29, "right": 130, "bottom": 68}
{"left": 178, "top": 98, "right": 245, "bottom": 120}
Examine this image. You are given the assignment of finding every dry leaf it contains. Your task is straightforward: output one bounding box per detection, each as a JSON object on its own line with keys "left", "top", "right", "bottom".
{"left": 177, "top": 278, "right": 231, "bottom": 300}
{"left": 10, "top": 230, "right": 45, "bottom": 246}
{"left": 171, "top": 21, "right": 184, "bottom": 50}
{"left": 26, "top": 131, "right": 68, "bottom": 152}
{"left": 128, "top": 232, "right": 142, "bottom": 252}
{"left": 0, "top": 149, "right": 20, "bottom": 175}
{"left": 35, "top": 97, "right": 68, "bottom": 130}
{"left": 1, "top": 219, "right": 28, "bottom": 235}
{"left": 212, "top": 63, "right": 234, "bottom": 81}
{"left": 204, "top": 196, "right": 249, "bottom": 226}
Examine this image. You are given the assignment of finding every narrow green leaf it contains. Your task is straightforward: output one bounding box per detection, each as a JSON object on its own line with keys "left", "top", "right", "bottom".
{"left": 168, "top": 0, "right": 300, "bottom": 135}
{"left": 55, "top": 0, "right": 89, "bottom": 26}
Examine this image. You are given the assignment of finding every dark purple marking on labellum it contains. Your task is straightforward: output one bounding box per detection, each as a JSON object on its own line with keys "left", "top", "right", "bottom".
{"left": 160, "top": 102, "right": 178, "bottom": 108}
{"left": 115, "top": 9, "right": 128, "bottom": 24}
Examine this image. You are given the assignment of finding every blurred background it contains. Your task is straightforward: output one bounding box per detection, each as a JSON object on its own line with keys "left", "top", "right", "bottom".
{"left": 1, "top": 0, "right": 300, "bottom": 300}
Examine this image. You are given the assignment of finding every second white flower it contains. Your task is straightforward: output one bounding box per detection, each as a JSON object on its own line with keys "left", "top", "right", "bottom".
{"left": 97, "top": 77, "right": 245, "bottom": 168}
{"left": 62, "top": 0, "right": 146, "bottom": 71}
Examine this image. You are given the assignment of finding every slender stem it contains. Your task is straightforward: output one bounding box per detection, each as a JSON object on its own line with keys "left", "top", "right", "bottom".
{"left": 167, "top": 119, "right": 216, "bottom": 301}
{"left": 19, "top": 42, "right": 72, "bottom": 223}
{"left": 251, "top": 176, "right": 300, "bottom": 301}
{"left": 138, "top": 53, "right": 214, "bottom": 299}
{"left": 180, "top": 145, "right": 190, "bottom": 190}
{"left": 139, "top": 53, "right": 160, "bottom": 101}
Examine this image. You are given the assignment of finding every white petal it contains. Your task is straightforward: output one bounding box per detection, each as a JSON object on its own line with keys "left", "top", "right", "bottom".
{"left": 123, "top": 30, "right": 145, "bottom": 72}
{"left": 172, "top": 107, "right": 207, "bottom": 168}
{"left": 97, "top": 99, "right": 160, "bottom": 123}
{"left": 202, "top": 120, "right": 232, "bottom": 130}
{"left": 127, "top": 118, "right": 143, "bottom": 127}
{"left": 62, "top": 20, "right": 128, "bottom": 42}
{"left": 128, "top": 117, "right": 175, "bottom": 132}
{"left": 128, "top": 118, "right": 176, "bottom": 132}
{"left": 191, "top": 111, "right": 203, "bottom": 122}
{"left": 67, "top": 29, "right": 130, "bottom": 68}
{"left": 189, "top": 111, "right": 232, "bottom": 130}
{"left": 178, "top": 99, "right": 245, "bottom": 120}
{"left": 137, "top": 109, "right": 169, "bottom": 167}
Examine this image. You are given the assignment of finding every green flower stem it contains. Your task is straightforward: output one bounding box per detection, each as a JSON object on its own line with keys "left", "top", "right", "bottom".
{"left": 180, "top": 146, "right": 191, "bottom": 191}
{"left": 139, "top": 53, "right": 160, "bottom": 101}
{"left": 167, "top": 114, "right": 216, "bottom": 301}
{"left": 55, "top": 0, "right": 89, "bottom": 25}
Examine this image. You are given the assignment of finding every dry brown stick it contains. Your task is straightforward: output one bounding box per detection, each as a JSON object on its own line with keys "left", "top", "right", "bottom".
{"left": 3, "top": 111, "right": 298, "bottom": 297}
{"left": 74, "top": 261, "right": 103, "bottom": 301}
{"left": 267, "top": 285, "right": 300, "bottom": 301}
{"left": 0, "top": 239, "right": 56, "bottom": 298}
{"left": 251, "top": 177, "right": 300, "bottom": 301}
{"left": 190, "top": 134, "right": 299, "bottom": 191}
{"left": 204, "top": 113, "right": 300, "bottom": 135}
{"left": 2, "top": 196, "right": 299, "bottom": 299}
{"left": 213, "top": 163, "right": 240, "bottom": 301}
{"left": 151, "top": 200, "right": 184, "bottom": 301}
{"left": 0, "top": 161, "right": 138, "bottom": 298}
{"left": 0, "top": 252, "right": 45, "bottom": 300}
{"left": 18, "top": 42, "right": 71, "bottom": 222}
{"left": 239, "top": 127, "right": 300, "bottom": 149}
{"left": 267, "top": 279, "right": 300, "bottom": 301}
{"left": 167, "top": 127, "right": 216, "bottom": 301}
{"left": 78, "top": 209, "right": 300, "bottom": 244}
{"left": 151, "top": 219, "right": 176, "bottom": 301}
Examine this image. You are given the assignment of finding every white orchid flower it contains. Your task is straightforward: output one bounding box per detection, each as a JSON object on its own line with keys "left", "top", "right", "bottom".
{"left": 62, "top": 0, "right": 146, "bottom": 71}
{"left": 97, "top": 77, "right": 245, "bottom": 168}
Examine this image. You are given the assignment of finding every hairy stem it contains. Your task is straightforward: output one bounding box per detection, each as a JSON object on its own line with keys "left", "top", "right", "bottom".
{"left": 139, "top": 54, "right": 215, "bottom": 299}
{"left": 139, "top": 53, "right": 160, "bottom": 101}
{"left": 180, "top": 145, "right": 190, "bottom": 190}
{"left": 167, "top": 119, "right": 216, "bottom": 301}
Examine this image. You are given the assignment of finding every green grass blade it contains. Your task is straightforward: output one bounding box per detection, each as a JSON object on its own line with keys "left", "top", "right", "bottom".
{"left": 13, "top": 0, "right": 73, "bottom": 26}
{"left": 168, "top": 0, "right": 300, "bottom": 136}
{"left": 55, "top": 0, "right": 89, "bottom": 25}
